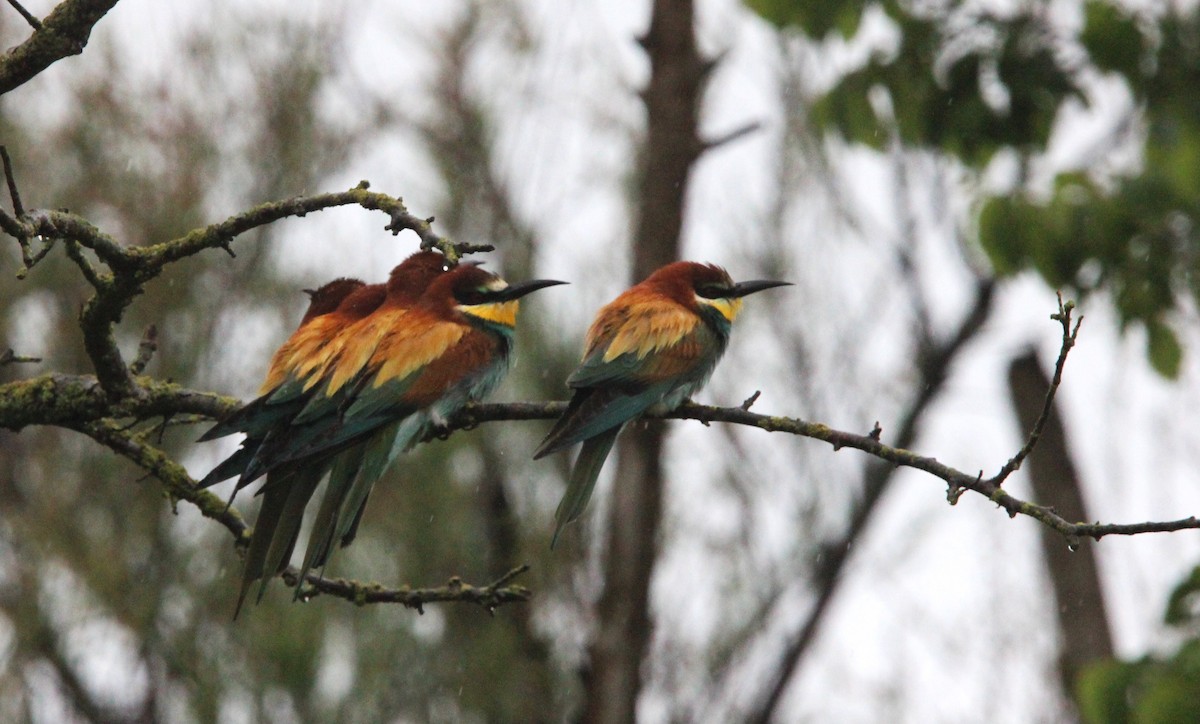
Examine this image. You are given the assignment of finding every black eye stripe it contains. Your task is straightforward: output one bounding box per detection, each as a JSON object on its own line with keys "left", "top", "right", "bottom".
{"left": 455, "top": 288, "right": 490, "bottom": 305}
{"left": 696, "top": 284, "right": 730, "bottom": 299}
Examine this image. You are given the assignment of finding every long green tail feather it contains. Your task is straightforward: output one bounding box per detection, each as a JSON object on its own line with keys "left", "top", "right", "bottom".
{"left": 551, "top": 425, "right": 621, "bottom": 549}
{"left": 331, "top": 421, "right": 398, "bottom": 548}
{"left": 257, "top": 466, "right": 324, "bottom": 604}
{"left": 339, "top": 494, "right": 371, "bottom": 550}
{"left": 294, "top": 446, "right": 363, "bottom": 600}
{"left": 234, "top": 470, "right": 295, "bottom": 619}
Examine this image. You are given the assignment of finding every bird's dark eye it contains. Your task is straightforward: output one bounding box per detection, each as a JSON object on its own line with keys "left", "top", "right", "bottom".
{"left": 455, "top": 287, "right": 490, "bottom": 305}
{"left": 695, "top": 283, "right": 729, "bottom": 299}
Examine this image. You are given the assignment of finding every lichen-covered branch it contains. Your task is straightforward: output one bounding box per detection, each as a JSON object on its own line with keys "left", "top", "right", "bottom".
{"left": 282, "top": 564, "right": 532, "bottom": 614}
{"left": 79, "top": 418, "right": 251, "bottom": 544}
{"left": 1, "top": 176, "right": 485, "bottom": 399}
{"left": 143, "top": 181, "right": 487, "bottom": 268}
{"left": 0, "top": 373, "right": 238, "bottom": 431}
{"left": 0, "top": 0, "right": 120, "bottom": 96}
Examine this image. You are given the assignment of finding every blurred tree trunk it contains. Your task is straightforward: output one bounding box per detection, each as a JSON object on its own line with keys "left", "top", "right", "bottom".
{"left": 582, "top": 0, "right": 707, "bottom": 721}
{"left": 1007, "top": 351, "right": 1114, "bottom": 709}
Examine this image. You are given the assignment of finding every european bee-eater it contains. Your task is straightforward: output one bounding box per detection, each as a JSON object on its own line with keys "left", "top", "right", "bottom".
{"left": 268, "top": 263, "right": 564, "bottom": 598}
{"left": 535, "top": 261, "right": 788, "bottom": 547}
{"left": 196, "top": 254, "right": 445, "bottom": 490}
{"left": 198, "top": 252, "right": 449, "bottom": 615}
{"left": 302, "top": 278, "right": 367, "bottom": 322}
{"left": 206, "top": 257, "right": 563, "bottom": 613}
{"left": 194, "top": 276, "right": 374, "bottom": 493}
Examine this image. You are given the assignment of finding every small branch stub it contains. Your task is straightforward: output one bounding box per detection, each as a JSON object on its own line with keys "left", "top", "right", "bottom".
{"left": 0, "top": 348, "right": 40, "bottom": 366}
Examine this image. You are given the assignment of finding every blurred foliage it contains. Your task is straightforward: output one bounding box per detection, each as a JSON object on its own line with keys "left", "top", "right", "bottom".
{"left": 982, "top": 6, "right": 1200, "bottom": 378}
{"left": 746, "top": 0, "right": 1200, "bottom": 377}
{"left": 752, "top": 0, "right": 1082, "bottom": 165}
{"left": 1077, "top": 565, "right": 1200, "bottom": 723}
{"left": 746, "top": 0, "right": 869, "bottom": 38}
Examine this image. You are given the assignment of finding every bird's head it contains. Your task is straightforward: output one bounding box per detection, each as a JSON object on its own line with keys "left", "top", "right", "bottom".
{"left": 300, "top": 278, "right": 366, "bottom": 324}
{"left": 386, "top": 250, "right": 454, "bottom": 303}
{"left": 425, "top": 264, "right": 566, "bottom": 327}
{"left": 645, "top": 261, "right": 790, "bottom": 323}
{"left": 332, "top": 282, "right": 388, "bottom": 319}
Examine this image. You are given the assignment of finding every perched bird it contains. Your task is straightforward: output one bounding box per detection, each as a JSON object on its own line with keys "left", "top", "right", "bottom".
{"left": 535, "top": 261, "right": 789, "bottom": 547}
{"left": 303, "top": 278, "right": 368, "bottom": 322}
{"left": 194, "top": 276, "right": 372, "bottom": 496}
{"left": 203, "top": 256, "right": 564, "bottom": 614}
{"left": 265, "top": 263, "right": 565, "bottom": 597}
{"left": 198, "top": 252, "right": 449, "bottom": 616}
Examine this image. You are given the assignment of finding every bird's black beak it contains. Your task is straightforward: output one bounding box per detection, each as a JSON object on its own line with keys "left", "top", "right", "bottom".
{"left": 493, "top": 279, "right": 569, "bottom": 301}
{"left": 731, "top": 279, "right": 791, "bottom": 297}
{"left": 302, "top": 288, "right": 316, "bottom": 297}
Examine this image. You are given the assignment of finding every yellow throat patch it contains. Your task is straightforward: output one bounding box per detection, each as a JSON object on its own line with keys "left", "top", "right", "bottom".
{"left": 462, "top": 299, "right": 519, "bottom": 327}
{"left": 697, "top": 295, "right": 742, "bottom": 323}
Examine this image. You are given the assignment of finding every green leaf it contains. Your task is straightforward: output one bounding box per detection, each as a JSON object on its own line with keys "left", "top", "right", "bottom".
{"left": 1082, "top": 1, "right": 1144, "bottom": 82}
{"left": 1136, "top": 672, "right": 1200, "bottom": 724}
{"left": 1165, "top": 565, "right": 1200, "bottom": 626}
{"left": 1146, "top": 319, "right": 1183, "bottom": 378}
{"left": 810, "top": 69, "right": 887, "bottom": 149}
{"left": 979, "top": 197, "right": 1032, "bottom": 276}
{"left": 743, "top": 0, "right": 867, "bottom": 38}
{"left": 1146, "top": 113, "right": 1200, "bottom": 200}
{"left": 1077, "top": 659, "right": 1140, "bottom": 724}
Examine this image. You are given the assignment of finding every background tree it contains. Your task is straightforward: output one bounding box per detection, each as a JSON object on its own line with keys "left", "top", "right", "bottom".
{"left": 743, "top": 0, "right": 1200, "bottom": 720}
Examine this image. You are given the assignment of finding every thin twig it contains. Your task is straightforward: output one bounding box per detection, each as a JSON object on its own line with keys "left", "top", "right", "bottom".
{"left": 0, "top": 348, "right": 40, "bottom": 366}
{"left": 0, "top": 145, "right": 25, "bottom": 216}
{"left": 699, "top": 120, "right": 763, "bottom": 154}
{"left": 382, "top": 206, "right": 494, "bottom": 262}
{"left": 146, "top": 182, "right": 490, "bottom": 269}
{"left": 79, "top": 418, "right": 250, "bottom": 543}
{"left": 281, "top": 564, "right": 531, "bottom": 613}
{"left": 61, "top": 238, "right": 104, "bottom": 288}
{"left": 5, "top": 0, "right": 42, "bottom": 30}
{"left": 990, "top": 293, "right": 1082, "bottom": 486}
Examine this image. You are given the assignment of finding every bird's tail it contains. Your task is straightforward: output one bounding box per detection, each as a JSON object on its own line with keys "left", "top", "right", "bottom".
{"left": 196, "top": 444, "right": 256, "bottom": 489}
{"left": 331, "top": 420, "right": 399, "bottom": 548}
{"left": 234, "top": 472, "right": 292, "bottom": 619}
{"left": 257, "top": 467, "right": 323, "bottom": 603}
{"left": 232, "top": 466, "right": 324, "bottom": 619}
{"left": 552, "top": 425, "right": 621, "bottom": 548}
{"left": 294, "top": 446, "right": 364, "bottom": 599}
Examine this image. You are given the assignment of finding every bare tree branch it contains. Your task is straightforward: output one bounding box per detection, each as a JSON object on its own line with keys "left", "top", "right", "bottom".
{"left": 991, "top": 293, "right": 1082, "bottom": 486}
{"left": 282, "top": 564, "right": 531, "bottom": 614}
{"left": 5, "top": 0, "right": 42, "bottom": 31}
{"left": 75, "top": 415, "right": 531, "bottom": 613}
